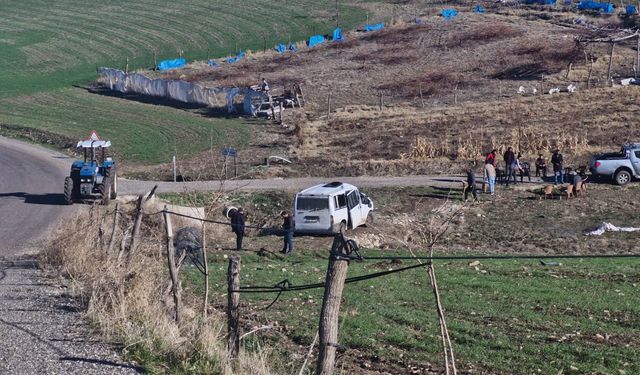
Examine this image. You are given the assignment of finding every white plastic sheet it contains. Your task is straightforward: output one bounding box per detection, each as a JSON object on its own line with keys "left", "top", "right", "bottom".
{"left": 585, "top": 222, "right": 640, "bottom": 236}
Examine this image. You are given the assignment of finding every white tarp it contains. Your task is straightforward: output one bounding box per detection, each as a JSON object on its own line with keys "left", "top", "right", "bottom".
{"left": 96, "top": 67, "right": 247, "bottom": 113}
{"left": 585, "top": 222, "right": 640, "bottom": 236}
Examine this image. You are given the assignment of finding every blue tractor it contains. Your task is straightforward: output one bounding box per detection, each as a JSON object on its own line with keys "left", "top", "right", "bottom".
{"left": 64, "top": 132, "right": 117, "bottom": 205}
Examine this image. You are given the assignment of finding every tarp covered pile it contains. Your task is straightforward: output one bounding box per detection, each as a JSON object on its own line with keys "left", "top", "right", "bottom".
{"left": 157, "top": 58, "right": 186, "bottom": 71}
{"left": 308, "top": 35, "right": 325, "bottom": 47}
{"left": 577, "top": 0, "right": 614, "bottom": 13}
{"left": 364, "top": 23, "right": 385, "bottom": 32}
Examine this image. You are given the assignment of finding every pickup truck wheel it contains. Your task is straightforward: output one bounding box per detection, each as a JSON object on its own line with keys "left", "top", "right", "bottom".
{"left": 614, "top": 170, "right": 631, "bottom": 186}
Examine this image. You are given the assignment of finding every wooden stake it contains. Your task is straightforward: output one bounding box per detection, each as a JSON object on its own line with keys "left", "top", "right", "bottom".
{"left": 107, "top": 203, "right": 119, "bottom": 253}
{"left": 125, "top": 56, "right": 129, "bottom": 74}
{"left": 378, "top": 91, "right": 383, "bottom": 111}
{"left": 419, "top": 85, "right": 425, "bottom": 108}
{"left": 327, "top": 91, "right": 332, "bottom": 119}
{"left": 227, "top": 256, "right": 241, "bottom": 360}
{"left": 126, "top": 186, "right": 157, "bottom": 264}
{"left": 587, "top": 57, "right": 594, "bottom": 89}
{"left": 153, "top": 50, "right": 157, "bottom": 70}
{"left": 315, "top": 235, "right": 350, "bottom": 375}
{"left": 202, "top": 222, "right": 209, "bottom": 319}
{"left": 540, "top": 74, "right": 544, "bottom": 95}
{"left": 636, "top": 36, "right": 639, "bottom": 79}
{"left": 163, "top": 207, "right": 181, "bottom": 323}
{"left": 607, "top": 42, "right": 615, "bottom": 86}
{"left": 453, "top": 84, "right": 458, "bottom": 105}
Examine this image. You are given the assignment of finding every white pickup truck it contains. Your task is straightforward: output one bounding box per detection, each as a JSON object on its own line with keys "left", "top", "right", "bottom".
{"left": 590, "top": 143, "right": 640, "bottom": 185}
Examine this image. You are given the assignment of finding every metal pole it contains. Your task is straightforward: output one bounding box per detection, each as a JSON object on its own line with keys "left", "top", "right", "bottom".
{"left": 172, "top": 155, "right": 177, "bottom": 182}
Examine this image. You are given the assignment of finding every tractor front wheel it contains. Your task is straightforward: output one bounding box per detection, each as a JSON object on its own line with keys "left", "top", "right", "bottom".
{"left": 98, "top": 182, "right": 111, "bottom": 205}
{"left": 63, "top": 177, "right": 74, "bottom": 205}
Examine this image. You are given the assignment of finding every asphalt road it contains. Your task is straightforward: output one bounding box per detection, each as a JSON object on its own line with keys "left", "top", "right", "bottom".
{"left": 0, "top": 137, "right": 72, "bottom": 256}
{"left": 0, "top": 137, "right": 140, "bottom": 374}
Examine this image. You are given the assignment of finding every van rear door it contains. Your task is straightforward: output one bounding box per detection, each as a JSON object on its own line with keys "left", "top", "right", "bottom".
{"left": 295, "top": 196, "right": 331, "bottom": 232}
{"left": 346, "top": 190, "right": 363, "bottom": 228}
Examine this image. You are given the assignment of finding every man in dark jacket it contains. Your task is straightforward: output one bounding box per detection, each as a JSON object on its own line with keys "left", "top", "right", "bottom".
{"left": 280, "top": 211, "right": 294, "bottom": 254}
{"left": 551, "top": 149, "right": 564, "bottom": 185}
{"left": 464, "top": 168, "right": 479, "bottom": 202}
{"left": 231, "top": 208, "right": 245, "bottom": 251}
{"left": 503, "top": 147, "right": 516, "bottom": 186}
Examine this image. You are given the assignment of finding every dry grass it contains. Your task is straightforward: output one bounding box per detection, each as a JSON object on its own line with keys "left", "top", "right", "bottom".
{"left": 41, "top": 204, "right": 274, "bottom": 374}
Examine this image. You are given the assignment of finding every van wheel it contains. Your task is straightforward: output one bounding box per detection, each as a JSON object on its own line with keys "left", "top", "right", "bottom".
{"left": 365, "top": 212, "right": 375, "bottom": 227}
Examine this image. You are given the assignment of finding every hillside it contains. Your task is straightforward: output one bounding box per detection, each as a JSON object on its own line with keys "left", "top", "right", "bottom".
{"left": 150, "top": 5, "right": 640, "bottom": 178}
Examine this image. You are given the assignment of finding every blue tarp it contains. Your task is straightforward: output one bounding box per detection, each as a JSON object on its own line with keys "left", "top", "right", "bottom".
{"left": 157, "top": 58, "right": 186, "bottom": 71}
{"left": 474, "top": 5, "right": 486, "bottom": 12}
{"left": 415, "top": 18, "right": 424, "bottom": 24}
{"left": 207, "top": 60, "right": 220, "bottom": 68}
{"left": 440, "top": 9, "right": 458, "bottom": 19}
{"left": 626, "top": 4, "right": 637, "bottom": 14}
{"left": 308, "top": 35, "right": 325, "bottom": 47}
{"left": 289, "top": 43, "right": 298, "bottom": 52}
{"left": 577, "top": 0, "right": 614, "bottom": 13}
{"left": 226, "top": 50, "right": 245, "bottom": 63}
{"left": 364, "top": 23, "right": 385, "bottom": 32}
{"left": 275, "top": 44, "right": 287, "bottom": 53}
{"left": 332, "top": 27, "right": 343, "bottom": 41}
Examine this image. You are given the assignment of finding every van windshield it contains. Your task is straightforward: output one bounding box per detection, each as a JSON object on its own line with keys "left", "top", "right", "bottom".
{"left": 297, "top": 197, "right": 329, "bottom": 211}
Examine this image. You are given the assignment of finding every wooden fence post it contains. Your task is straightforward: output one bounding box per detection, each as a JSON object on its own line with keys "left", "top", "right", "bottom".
{"left": 126, "top": 185, "right": 157, "bottom": 264}
{"left": 163, "top": 207, "right": 181, "bottom": 323}
{"left": 327, "top": 91, "right": 332, "bottom": 119}
{"left": 607, "top": 42, "right": 615, "bottom": 86}
{"left": 227, "top": 256, "right": 241, "bottom": 360}
{"left": 202, "top": 222, "right": 209, "bottom": 319}
{"left": 107, "top": 203, "right": 119, "bottom": 253}
{"left": 636, "top": 35, "right": 639, "bottom": 79}
{"left": 315, "top": 235, "right": 350, "bottom": 375}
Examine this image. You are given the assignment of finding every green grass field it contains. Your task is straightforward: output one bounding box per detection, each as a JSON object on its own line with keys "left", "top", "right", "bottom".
{"left": 186, "top": 251, "right": 640, "bottom": 374}
{"left": 0, "top": 0, "right": 367, "bottom": 164}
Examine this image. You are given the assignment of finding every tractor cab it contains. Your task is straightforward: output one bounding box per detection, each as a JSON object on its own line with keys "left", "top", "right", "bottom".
{"left": 64, "top": 131, "right": 117, "bottom": 205}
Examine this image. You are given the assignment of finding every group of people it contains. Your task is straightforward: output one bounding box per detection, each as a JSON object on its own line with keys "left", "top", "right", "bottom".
{"left": 463, "top": 148, "right": 567, "bottom": 201}
{"left": 230, "top": 208, "right": 294, "bottom": 254}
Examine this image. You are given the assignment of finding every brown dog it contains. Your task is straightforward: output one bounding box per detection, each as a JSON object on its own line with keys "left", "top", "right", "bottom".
{"left": 542, "top": 185, "right": 554, "bottom": 200}
{"left": 564, "top": 184, "right": 574, "bottom": 199}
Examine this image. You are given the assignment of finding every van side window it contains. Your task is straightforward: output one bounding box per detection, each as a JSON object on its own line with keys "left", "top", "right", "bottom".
{"left": 346, "top": 191, "right": 360, "bottom": 209}
{"left": 635, "top": 150, "right": 640, "bottom": 159}
{"left": 335, "top": 194, "right": 347, "bottom": 209}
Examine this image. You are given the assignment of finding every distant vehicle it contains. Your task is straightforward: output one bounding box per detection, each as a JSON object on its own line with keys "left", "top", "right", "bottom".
{"left": 64, "top": 131, "right": 117, "bottom": 204}
{"left": 293, "top": 182, "right": 374, "bottom": 234}
{"left": 255, "top": 101, "right": 282, "bottom": 119}
{"left": 590, "top": 143, "right": 640, "bottom": 185}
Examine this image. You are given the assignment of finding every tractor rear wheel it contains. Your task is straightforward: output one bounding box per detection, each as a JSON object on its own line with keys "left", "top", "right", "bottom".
{"left": 110, "top": 173, "right": 118, "bottom": 200}
{"left": 63, "top": 177, "right": 74, "bottom": 205}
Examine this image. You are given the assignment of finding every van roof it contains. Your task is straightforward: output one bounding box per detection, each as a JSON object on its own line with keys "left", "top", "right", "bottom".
{"left": 298, "top": 181, "right": 357, "bottom": 196}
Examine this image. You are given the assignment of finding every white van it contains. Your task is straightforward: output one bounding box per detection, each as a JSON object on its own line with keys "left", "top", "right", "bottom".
{"left": 293, "top": 182, "right": 374, "bottom": 234}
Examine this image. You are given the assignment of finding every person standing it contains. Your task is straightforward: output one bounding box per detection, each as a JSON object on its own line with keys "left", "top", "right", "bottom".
{"left": 503, "top": 147, "right": 516, "bottom": 186}
{"left": 484, "top": 161, "right": 496, "bottom": 195}
{"left": 261, "top": 78, "right": 270, "bottom": 95}
{"left": 483, "top": 149, "right": 497, "bottom": 192}
{"left": 280, "top": 211, "right": 294, "bottom": 254}
{"left": 464, "top": 168, "right": 479, "bottom": 202}
{"left": 551, "top": 149, "right": 564, "bottom": 185}
{"left": 231, "top": 207, "right": 245, "bottom": 251}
